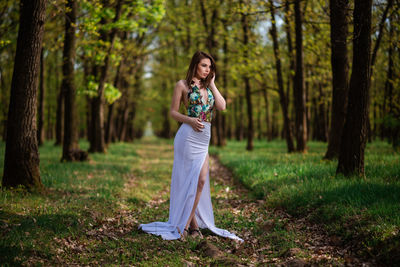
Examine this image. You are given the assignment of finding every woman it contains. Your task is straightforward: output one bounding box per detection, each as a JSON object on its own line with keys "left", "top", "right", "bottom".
{"left": 139, "top": 51, "right": 243, "bottom": 242}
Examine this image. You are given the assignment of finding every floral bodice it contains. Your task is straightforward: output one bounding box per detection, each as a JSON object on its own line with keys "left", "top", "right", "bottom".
{"left": 187, "top": 81, "right": 215, "bottom": 122}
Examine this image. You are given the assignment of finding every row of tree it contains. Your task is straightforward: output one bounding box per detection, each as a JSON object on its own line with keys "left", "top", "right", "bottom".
{"left": 0, "top": 0, "right": 399, "bottom": 191}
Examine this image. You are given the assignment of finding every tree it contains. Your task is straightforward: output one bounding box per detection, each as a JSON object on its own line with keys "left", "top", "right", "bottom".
{"left": 337, "top": 0, "right": 372, "bottom": 176}
{"left": 293, "top": 0, "right": 307, "bottom": 152}
{"left": 324, "top": 0, "right": 349, "bottom": 160}
{"left": 88, "top": 0, "right": 123, "bottom": 153}
{"left": 2, "top": 0, "right": 47, "bottom": 190}
{"left": 269, "top": 0, "right": 295, "bottom": 153}
{"left": 37, "top": 48, "right": 45, "bottom": 146}
{"left": 241, "top": 2, "right": 254, "bottom": 151}
{"left": 61, "top": 0, "right": 88, "bottom": 162}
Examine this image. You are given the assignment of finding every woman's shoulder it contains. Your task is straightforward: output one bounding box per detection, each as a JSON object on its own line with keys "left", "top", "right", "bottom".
{"left": 175, "top": 80, "right": 191, "bottom": 93}
{"left": 176, "top": 80, "right": 188, "bottom": 88}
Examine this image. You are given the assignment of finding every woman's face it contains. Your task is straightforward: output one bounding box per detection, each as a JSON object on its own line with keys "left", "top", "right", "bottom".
{"left": 195, "top": 58, "right": 211, "bottom": 80}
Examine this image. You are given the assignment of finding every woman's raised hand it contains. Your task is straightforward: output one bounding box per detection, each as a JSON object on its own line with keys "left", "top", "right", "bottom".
{"left": 189, "top": 117, "right": 205, "bottom": 132}
{"left": 210, "top": 73, "right": 216, "bottom": 86}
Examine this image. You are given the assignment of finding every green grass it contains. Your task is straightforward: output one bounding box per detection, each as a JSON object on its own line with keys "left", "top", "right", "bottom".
{"left": 0, "top": 137, "right": 252, "bottom": 266}
{"left": 1, "top": 137, "right": 397, "bottom": 265}
{"left": 0, "top": 140, "right": 139, "bottom": 265}
{"left": 209, "top": 139, "right": 400, "bottom": 263}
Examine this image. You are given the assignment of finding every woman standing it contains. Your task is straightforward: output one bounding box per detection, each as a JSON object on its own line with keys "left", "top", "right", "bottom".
{"left": 139, "top": 51, "right": 243, "bottom": 242}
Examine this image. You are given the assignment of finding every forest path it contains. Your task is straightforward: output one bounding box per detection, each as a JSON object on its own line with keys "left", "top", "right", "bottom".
{"left": 26, "top": 138, "right": 374, "bottom": 266}
{"left": 123, "top": 138, "right": 374, "bottom": 266}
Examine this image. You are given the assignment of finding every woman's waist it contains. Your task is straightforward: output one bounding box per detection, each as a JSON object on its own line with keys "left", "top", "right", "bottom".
{"left": 187, "top": 111, "right": 213, "bottom": 123}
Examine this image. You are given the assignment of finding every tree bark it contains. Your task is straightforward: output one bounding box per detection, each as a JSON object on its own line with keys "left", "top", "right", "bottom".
{"left": 89, "top": 0, "right": 122, "bottom": 153}
{"left": 219, "top": 23, "right": 229, "bottom": 147}
{"left": 284, "top": 0, "right": 295, "bottom": 138}
{"left": 37, "top": 47, "right": 45, "bottom": 146}
{"left": 325, "top": 0, "right": 349, "bottom": 159}
{"left": 2, "top": 0, "right": 47, "bottom": 190}
{"left": 55, "top": 51, "right": 64, "bottom": 146}
{"left": 61, "top": 0, "right": 87, "bottom": 162}
{"left": 105, "top": 60, "right": 122, "bottom": 144}
{"left": 294, "top": 0, "right": 307, "bottom": 152}
{"left": 269, "top": 0, "right": 295, "bottom": 152}
{"left": 337, "top": 0, "right": 372, "bottom": 176}
{"left": 242, "top": 10, "right": 254, "bottom": 150}
{"left": 0, "top": 66, "right": 8, "bottom": 141}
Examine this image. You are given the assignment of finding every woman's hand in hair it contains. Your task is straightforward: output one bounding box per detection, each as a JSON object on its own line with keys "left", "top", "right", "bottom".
{"left": 210, "top": 73, "right": 216, "bottom": 86}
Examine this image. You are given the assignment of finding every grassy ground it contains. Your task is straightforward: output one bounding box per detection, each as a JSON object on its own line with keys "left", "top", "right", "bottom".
{"left": 209, "top": 139, "right": 400, "bottom": 263}
{"left": 0, "top": 137, "right": 393, "bottom": 265}
{"left": 0, "top": 138, "right": 281, "bottom": 265}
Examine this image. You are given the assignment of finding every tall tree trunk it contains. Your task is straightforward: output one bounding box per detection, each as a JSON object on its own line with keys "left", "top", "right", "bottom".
{"left": 325, "top": 0, "right": 349, "bottom": 159}
{"left": 46, "top": 54, "right": 53, "bottom": 140}
{"left": 219, "top": 23, "right": 229, "bottom": 147}
{"left": 271, "top": 99, "right": 279, "bottom": 139}
{"left": 2, "top": 0, "right": 47, "bottom": 190}
{"left": 61, "top": 0, "right": 86, "bottom": 162}
{"left": 284, "top": 0, "right": 295, "bottom": 137}
{"left": 55, "top": 51, "right": 64, "bottom": 146}
{"left": 242, "top": 10, "right": 254, "bottom": 150}
{"left": 105, "top": 61, "right": 122, "bottom": 144}
{"left": 160, "top": 81, "right": 170, "bottom": 138}
{"left": 386, "top": 17, "right": 395, "bottom": 145}
{"left": 37, "top": 47, "right": 45, "bottom": 146}
{"left": 269, "top": 0, "right": 295, "bottom": 152}
{"left": 318, "top": 84, "right": 328, "bottom": 141}
{"left": 256, "top": 92, "right": 262, "bottom": 139}
{"left": 294, "top": 0, "right": 307, "bottom": 152}
{"left": 262, "top": 87, "right": 271, "bottom": 141}
{"left": 89, "top": 0, "right": 122, "bottom": 153}
{"left": 0, "top": 66, "right": 8, "bottom": 141}
{"left": 337, "top": 0, "right": 372, "bottom": 176}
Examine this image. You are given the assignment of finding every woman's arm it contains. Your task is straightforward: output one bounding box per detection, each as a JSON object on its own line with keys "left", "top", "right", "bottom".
{"left": 209, "top": 75, "right": 226, "bottom": 111}
{"left": 169, "top": 80, "right": 205, "bottom": 131}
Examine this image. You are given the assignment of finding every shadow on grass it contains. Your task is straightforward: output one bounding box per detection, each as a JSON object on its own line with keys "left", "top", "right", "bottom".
{"left": 0, "top": 210, "right": 83, "bottom": 265}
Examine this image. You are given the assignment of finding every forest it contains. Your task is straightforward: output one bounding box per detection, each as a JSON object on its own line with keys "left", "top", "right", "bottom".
{"left": 0, "top": 0, "right": 399, "bottom": 265}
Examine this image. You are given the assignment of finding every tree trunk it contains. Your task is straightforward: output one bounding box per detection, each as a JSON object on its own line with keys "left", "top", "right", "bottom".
{"left": 37, "top": 47, "right": 45, "bottom": 146}
{"left": 160, "top": 81, "right": 170, "bottom": 138}
{"left": 105, "top": 61, "right": 122, "bottom": 144}
{"left": 61, "top": 0, "right": 87, "bottom": 162}
{"left": 325, "top": 0, "right": 349, "bottom": 159}
{"left": 218, "top": 24, "right": 228, "bottom": 147}
{"left": 256, "top": 92, "right": 262, "bottom": 140}
{"left": 337, "top": 0, "right": 372, "bottom": 176}
{"left": 386, "top": 18, "right": 395, "bottom": 146}
{"left": 284, "top": 0, "right": 295, "bottom": 137}
{"left": 89, "top": 0, "right": 122, "bottom": 153}
{"left": 2, "top": 0, "right": 47, "bottom": 190}
{"left": 0, "top": 66, "right": 8, "bottom": 141}
{"left": 269, "top": 0, "right": 295, "bottom": 152}
{"left": 294, "top": 0, "right": 307, "bottom": 152}
{"left": 55, "top": 51, "right": 64, "bottom": 146}
{"left": 241, "top": 11, "right": 254, "bottom": 150}
{"left": 262, "top": 87, "right": 271, "bottom": 141}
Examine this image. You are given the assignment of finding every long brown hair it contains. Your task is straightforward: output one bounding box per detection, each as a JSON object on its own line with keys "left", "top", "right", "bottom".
{"left": 185, "top": 51, "right": 216, "bottom": 89}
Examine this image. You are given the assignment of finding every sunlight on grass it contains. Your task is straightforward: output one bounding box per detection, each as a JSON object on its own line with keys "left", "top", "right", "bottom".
{"left": 210, "top": 139, "right": 400, "bottom": 261}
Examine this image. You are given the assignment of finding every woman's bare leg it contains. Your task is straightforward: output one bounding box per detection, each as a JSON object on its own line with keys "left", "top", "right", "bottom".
{"left": 185, "top": 153, "right": 209, "bottom": 231}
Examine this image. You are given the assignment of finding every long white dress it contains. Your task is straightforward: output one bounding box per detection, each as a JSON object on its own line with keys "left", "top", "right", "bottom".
{"left": 139, "top": 121, "right": 243, "bottom": 242}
